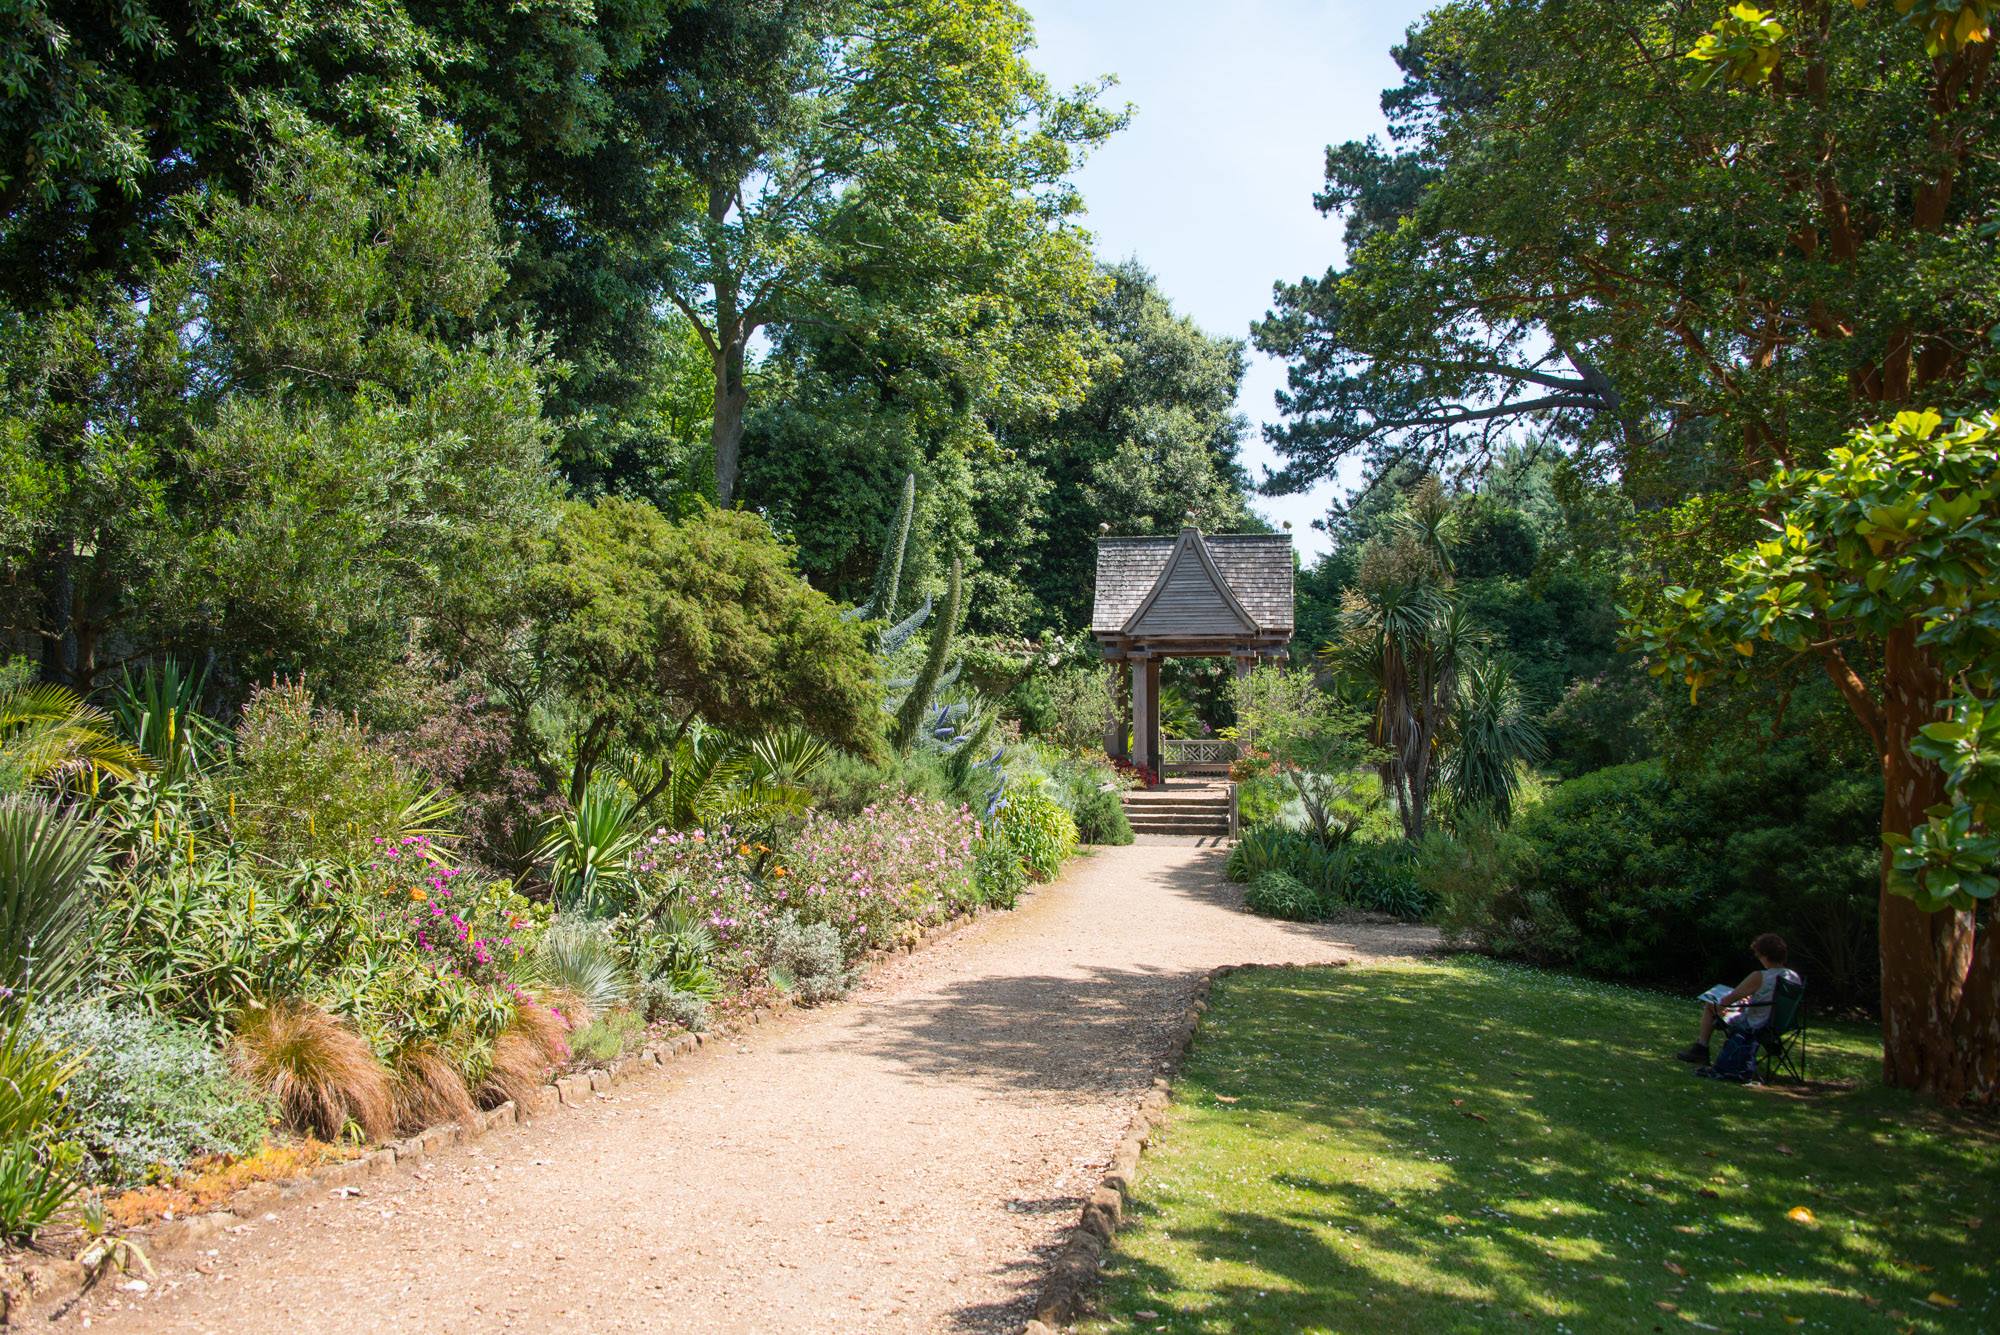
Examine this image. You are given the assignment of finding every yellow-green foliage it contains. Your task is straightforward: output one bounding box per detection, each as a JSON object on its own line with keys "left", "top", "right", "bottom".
{"left": 996, "top": 778, "right": 1077, "bottom": 883}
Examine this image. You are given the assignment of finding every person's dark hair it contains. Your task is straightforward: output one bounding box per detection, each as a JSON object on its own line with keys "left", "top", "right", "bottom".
{"left": 1752, "top": 932, "right": 1788, "bottom": 965}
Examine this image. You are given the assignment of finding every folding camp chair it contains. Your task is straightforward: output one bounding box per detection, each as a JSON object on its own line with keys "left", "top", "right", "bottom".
{"left": 1757, "top": 975, "right": 1807, "bottom": 1082}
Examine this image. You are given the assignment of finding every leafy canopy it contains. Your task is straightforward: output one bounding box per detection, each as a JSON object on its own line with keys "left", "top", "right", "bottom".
{"left": 1633, "top": 409, "right": 2000, "bottom": 910}
{"left": 521, "top": 498, "right": 883, "bottom": 800}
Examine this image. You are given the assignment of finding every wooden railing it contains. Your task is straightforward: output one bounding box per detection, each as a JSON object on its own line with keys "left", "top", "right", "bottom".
{"left": 1162, "top": 737, "right": 1240, "bottom": 772}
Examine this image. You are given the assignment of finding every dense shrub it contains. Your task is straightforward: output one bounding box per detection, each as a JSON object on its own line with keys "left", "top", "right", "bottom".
{"left": 567, "top": 1007, "right": 645, "bottom": 1062}
{"left": 973, "top": 827, "right": 1030, "bottom": 908}
{"left": 226, "top": 680, "right": 432, "bottom": 864}
{"left": 1017, "top": 666, "right": 1112, "bottom": 753}
{"left": 1434, "top": 752, "right": 1880, "bottom": 1005}
{"left": 1045, "top": 753, "right": 1132, "bottom": 845}
{"left": 25, "top": 1000, "right": 270, "bottom": 1189}
{"left": 807, "top": 750, "right": 955, "bottom": 817}
{"left": 768, "top": 913, "right": 849, "bottom": 1005}
{"left": 1228, "top": 824, "right": 1431, "bottom": 922}
{"left": 1245, "top": 869, "right": 1317, "bottom": 920}
{"left": 996, "top": 779, "right": 1078, "bottom": 882}
{"left": 640, "top": 980, "right": 710, "bottom": 1032}
{"left": 777, "top": 797, "right": 980, "bottom": 951}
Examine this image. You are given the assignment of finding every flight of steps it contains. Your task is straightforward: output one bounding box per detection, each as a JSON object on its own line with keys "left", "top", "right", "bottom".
{"left": 1122, "top": 782, "right": 1232, "bottom": 839}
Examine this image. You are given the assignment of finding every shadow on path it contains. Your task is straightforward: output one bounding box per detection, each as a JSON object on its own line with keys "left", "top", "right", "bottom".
{"left": 851, "top": 963, "right": 1189, "bottom": 1098}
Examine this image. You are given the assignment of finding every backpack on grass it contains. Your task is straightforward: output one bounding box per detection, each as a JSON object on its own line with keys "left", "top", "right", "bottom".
{"left": 1702, "top": 1028, "right": 1760, "bottom": 1082}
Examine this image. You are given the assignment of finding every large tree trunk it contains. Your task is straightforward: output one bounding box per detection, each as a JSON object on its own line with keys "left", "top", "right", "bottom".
{"left": 711, "top": 335, "right": 749, "bottom": 507}
{"left": 1875, "top": 624, "right": 2000, "bottom": 1103}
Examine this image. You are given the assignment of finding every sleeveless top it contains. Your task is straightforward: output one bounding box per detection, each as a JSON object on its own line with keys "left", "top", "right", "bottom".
{"left": 1736, "top": 967, "right": 1801, "bottom": 1030}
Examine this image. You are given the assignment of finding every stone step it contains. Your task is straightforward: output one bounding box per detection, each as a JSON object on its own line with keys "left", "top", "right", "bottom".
{"left": 1127, "top": 819, "right": 1231, "bottom": 836}
{"left": 1122, "top": 797, "right": 1229, "bottom": 811}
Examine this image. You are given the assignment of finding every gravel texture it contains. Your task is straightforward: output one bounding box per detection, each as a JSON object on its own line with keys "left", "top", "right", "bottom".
{"left": 56, "top": 840, "right": 1435, "bottom": 1333}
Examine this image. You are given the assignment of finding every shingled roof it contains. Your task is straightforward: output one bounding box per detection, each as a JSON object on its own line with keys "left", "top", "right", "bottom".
{"left": 1091, "top": 530, "right": 1294, "bottom": 638}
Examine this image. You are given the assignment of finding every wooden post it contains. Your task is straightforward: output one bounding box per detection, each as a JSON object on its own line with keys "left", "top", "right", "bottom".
{"left": 1105, "top": 658, "right": 1131, "bottom": 762}
{"left": 1134, "top": 656, "right": 1163, "bottom": 781}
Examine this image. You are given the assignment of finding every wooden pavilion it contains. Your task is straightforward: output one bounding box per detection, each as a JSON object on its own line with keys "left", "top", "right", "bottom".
{"left": 1091, "top": 527, "right": 1294, "bottom": 779}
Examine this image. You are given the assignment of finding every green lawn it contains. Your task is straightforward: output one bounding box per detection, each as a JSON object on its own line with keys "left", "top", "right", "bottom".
{"left": 1084, "top": 960, "right": 1997, "bottom": 1334}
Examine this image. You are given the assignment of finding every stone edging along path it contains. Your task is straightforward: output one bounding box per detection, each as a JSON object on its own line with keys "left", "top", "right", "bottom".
{"left": 0, "top": 906, "right": 994, "bottom": 1326}
{"left": 1023, "top": 961, "right": 1329, "bottom": 1335}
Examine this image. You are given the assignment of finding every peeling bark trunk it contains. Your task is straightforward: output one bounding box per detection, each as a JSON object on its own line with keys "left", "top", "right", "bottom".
{"left": 1875, "top": 623, "right": 2000, "bottom": 1104}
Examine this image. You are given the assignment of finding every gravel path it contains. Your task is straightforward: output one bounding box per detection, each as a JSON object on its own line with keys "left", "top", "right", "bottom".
{"left": 62, "top": 840, "right": 1435, "bottom": 1333}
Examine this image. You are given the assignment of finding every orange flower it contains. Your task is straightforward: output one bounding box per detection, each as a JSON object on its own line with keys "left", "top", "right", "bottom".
{"left": 410, "top": 888, "right": 427, "bottom": 902}
{"left": 773, "top": 866, "right": 789, "bottom": 878}
{"left": 738, "top": 844, "right": 752, "bottom": 857}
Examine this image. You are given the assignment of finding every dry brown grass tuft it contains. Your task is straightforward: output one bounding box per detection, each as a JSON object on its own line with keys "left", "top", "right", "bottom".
{"left": 511, "top": 997, "right": 574, "bottom": 1063}
{"left": 477, "top": 1000, "right": 567, "bottom": 1109}
{"left": 232, "top": 1000, "right": 395, "bottom": 1142}
{"left": 539, "top": 987, "right": 593, "bottom": 1034}
{"left": 390, "top": 1042, "right": 475, "bottom": 1134}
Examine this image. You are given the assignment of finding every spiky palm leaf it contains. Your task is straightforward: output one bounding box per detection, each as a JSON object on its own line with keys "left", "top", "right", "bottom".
{"left": 747, "top": 725, "right": 832, "bottom": 786}
{"left": 111, "top": 660, "right": 224, "bottom": 786}
{"left": 1446, "top": 656, "right": 1547, "bottom": 823}
{"left": 0, "top": 683, "right": 146, "bottom": 794}
{"left": 654, "top": 723, "right": 753, "bottom": 830}
{"left": 0, "top": 795, "right": 105, "bottom": 999}
{"left": 524, "top": 918, "right": 630, "bottom": 1013}
{"left": 536, "top": 786, "right": 644, "bottom": 916}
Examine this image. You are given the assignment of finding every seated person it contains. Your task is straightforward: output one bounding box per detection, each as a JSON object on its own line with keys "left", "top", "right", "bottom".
{"left": 1676, "top": 932, "right": 1801, "bottom": 1064}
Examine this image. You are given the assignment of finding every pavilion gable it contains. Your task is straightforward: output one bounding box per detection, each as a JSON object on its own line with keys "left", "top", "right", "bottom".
{"left": 1122, "top": 528, "right": 1256, "bottom": 637}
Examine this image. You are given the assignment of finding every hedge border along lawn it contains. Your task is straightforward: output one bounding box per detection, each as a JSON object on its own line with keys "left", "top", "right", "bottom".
{"left": 1083, "top": 959, "right": 1997, "bottom": 1334}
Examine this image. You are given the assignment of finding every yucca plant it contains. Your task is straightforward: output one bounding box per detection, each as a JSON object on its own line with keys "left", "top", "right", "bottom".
{"left": 523, "top": 918, "right": 631, "bottom": 1014}
{"left": 0, "top": 1007, "right": 84, "bottom": 1241}
{"left": 536, "top": 785, "right": 644, "bottom": 915}
{"left": 111, "top": 660, "right": 225, "bottom": 787}
{"left": 0, "top": 679, "right": 146, "bottom": 796}
{"left": 0, "top": 795, "right": 105, "bottom": 999}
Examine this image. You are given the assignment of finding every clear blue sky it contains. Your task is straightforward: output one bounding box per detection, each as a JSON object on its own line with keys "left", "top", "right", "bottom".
{"left": 1022, "top": 0, "right": 1433, "bottom": 561}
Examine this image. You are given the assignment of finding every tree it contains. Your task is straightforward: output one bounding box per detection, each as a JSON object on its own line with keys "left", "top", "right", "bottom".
{"left": 1445, "top": 656, "right": 1546, "bottom": 824}
{"left": 0, "top": 2, "right": 455, "bottom": 311}
{"left": 634, "top": 0, "right": 1120, "bottom": 504}
{"left": 1253, "top": 1, "right": 1999, "bottom": 502}
{"left": 1230, "top": 665, "right": 1378, "bottom": 848}
{"left": 0, "top": 130, "right": 559, "bottom": 695}
{"left": 1330, "top": 478, "right": 1479, "bottom": 840}
{"left": 515, "top": 497, "right": 882, "bottom": 803}
{"left": 1635, "top": 409, "right": 1999, "bottom": 1103}
{"left": 744, "top": 263, "right": 1260, "bottom": 635}
{"left": 1008, "top": 263, "right": 1261, "bottom": 632}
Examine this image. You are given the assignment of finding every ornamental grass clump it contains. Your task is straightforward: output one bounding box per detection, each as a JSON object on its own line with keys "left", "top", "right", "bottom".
{"left": 523, "top": 918, "right": 629, "bottom": 1014}
{"left": 388, "top": 1041, "right": 476, "bottom": 1135}
{"left": 478, "top": 1001, "right": 569, "bottom": 1109}
{"left": 231, "top": 999, "right": 394, "bottom": 1143}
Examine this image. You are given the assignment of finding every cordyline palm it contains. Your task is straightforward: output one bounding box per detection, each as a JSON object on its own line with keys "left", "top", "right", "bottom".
{"left": 1328, "top": 478, "right": 1476, "bottom": 840}
{"left": 0, "top": 681, "right": 146, "bottom": 795}
{"left": 1446, "top": 655, "right": 1547, "bottom": 824}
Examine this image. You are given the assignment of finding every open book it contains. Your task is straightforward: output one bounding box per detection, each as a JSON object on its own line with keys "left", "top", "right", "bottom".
{"left": 1697, "top": 984, "right": 1734, "bottom": 1005}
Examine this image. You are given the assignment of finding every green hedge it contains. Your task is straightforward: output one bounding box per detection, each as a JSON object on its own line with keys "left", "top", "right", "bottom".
{"left": 1438, "top": 751, "right": 1880, "bottom": 1006}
